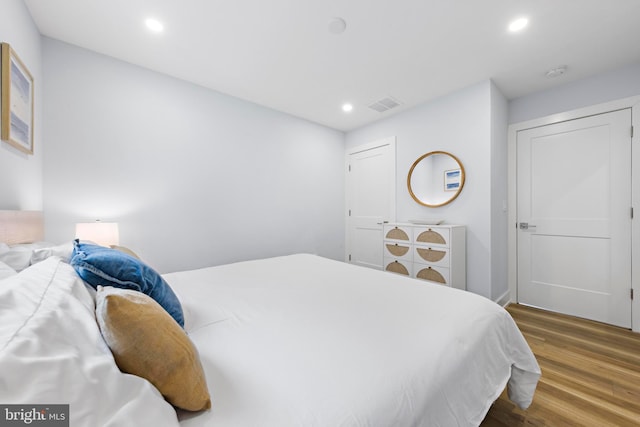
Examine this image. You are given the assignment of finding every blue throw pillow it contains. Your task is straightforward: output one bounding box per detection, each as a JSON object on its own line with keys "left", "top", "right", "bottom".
{"left": 70, "top": 241, "right": 184, "bottom": 327}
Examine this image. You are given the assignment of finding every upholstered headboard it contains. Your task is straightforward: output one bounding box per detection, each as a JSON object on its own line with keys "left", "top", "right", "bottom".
{"left": 0, "top": 210, "right": 44, "bottom": 245}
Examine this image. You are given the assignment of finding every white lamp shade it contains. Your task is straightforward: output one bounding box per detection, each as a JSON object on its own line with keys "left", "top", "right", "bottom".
{"left": 75, "top": 222, "right": 120, "bottom": 247}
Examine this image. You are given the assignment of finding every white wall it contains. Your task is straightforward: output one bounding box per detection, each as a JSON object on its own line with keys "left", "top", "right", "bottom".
{"left": 42, "top": 38, "right": 345, "bottom": 273}
{"left": 0, "top": 0, "right": 43, "bottom": 210}
{"left": 346, "top": 81, "right": 498, "bottom": 299}
{"left": 509, "top": 61, "right": 640, "bottom": 124}
{"left": 490, "top": 82, "right": 509, "bottom": 302}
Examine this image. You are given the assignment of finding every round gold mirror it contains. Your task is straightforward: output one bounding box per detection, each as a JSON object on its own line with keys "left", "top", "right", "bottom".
{"left": 407, "top": 151, "right": 465, "bottom": 207}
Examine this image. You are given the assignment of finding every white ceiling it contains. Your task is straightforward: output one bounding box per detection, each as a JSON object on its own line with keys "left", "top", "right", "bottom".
{"left": 23, "top": 0, "right": 640, "bottom": 131}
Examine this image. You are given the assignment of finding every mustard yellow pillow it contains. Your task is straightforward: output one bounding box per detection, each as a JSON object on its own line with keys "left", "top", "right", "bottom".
{"left": 95, "top": 286, "right": 211, "bottom": 411}
{"left": 109, "top": 245, "right": 141, "bottom": 259}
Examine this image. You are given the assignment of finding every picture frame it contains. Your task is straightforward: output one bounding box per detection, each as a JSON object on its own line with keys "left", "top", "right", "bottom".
{"left": 1, "top": 43, "right": 34, "bottom": 154}
{"left": 444, "top": 168, "right": 461, "bottom": 191}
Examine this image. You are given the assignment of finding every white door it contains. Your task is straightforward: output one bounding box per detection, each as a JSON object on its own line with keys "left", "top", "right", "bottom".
{"left": 346, "top": 138, "right": 396, "bottom": 269}
{"left": 517, "top": 109, "right": 632, "bottom": 328}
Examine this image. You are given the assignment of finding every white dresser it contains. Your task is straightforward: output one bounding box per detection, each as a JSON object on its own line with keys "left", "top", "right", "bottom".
{"left": 383, "top": 223, "right": 466, "bottom": 290}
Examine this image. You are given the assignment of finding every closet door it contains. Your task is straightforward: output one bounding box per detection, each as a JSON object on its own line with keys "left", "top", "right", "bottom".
{"left": 346, "top": 138, "right": 396, "bottom": 269}
{"left": 516, "top": 109, "right": 632, "bottom": 328}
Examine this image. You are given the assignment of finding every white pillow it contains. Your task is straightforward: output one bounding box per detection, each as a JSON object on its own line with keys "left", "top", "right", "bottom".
{"left": 0, "top": 241, "right": 59, "bottom": 272}
{"left": 0, "top": 260, "right": 17, "bottom": 280}
{"left": 31, "top": 241, "right": 74, "bottom": 265}
{"left": 0, "top": 257, "right": 180, "bottom": 426}
{"left": 0, "top": 243, "right": 43, "bottom": 271}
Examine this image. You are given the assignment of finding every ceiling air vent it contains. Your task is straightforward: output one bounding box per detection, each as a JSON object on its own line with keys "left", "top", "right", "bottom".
{"left": 368, "top": 96, "right": 401, "bottom": 113}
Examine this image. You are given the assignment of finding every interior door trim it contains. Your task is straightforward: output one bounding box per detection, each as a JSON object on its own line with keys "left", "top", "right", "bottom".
{"left": 345, "top": 137, "right": 397, "bottom": 264}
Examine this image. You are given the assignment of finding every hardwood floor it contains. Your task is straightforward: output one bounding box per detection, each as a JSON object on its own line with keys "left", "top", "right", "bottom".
{"left": 481, "top": 304, "right": 640, "bottom": 427}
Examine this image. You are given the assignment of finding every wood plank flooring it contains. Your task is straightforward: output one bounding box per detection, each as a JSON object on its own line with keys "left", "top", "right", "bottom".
{"left": 481, "top": 303, "right": 640, "bottom": 427}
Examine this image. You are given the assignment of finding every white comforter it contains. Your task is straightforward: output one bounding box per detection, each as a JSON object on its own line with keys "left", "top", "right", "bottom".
{"left": 165, "top": 254, "right": 540, "bottom": 427}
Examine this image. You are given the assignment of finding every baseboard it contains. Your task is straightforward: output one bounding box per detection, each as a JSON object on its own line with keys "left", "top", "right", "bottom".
{"left": 494, "top": 290, "right": 511, "bottom": 308}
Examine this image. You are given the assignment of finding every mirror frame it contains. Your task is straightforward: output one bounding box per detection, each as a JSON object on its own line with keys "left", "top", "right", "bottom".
{"left": 407, "top": 150, "right": 466, "bottom": 208}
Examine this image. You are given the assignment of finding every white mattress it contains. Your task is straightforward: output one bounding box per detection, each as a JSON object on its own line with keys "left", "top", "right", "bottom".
{"left": 165, "top": 254, "right": 540, "bottom": 427}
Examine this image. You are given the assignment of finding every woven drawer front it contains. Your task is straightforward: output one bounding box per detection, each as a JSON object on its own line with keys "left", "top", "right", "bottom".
{"left": 384, "top": 243, "right": 412, "bottom": 261}
{"left": 414, "top": 247, "right": 450, "bottom": 267}
{"left": 414, "top": 265, "right": 450, "bottom": 285}
{"left": 384, "top": 259, "right": 411, "bottom": 276}
{"left": 413, "top": 227, "right": 450, "bottom": 246}
{"left": 384, "top": 225, "right": 411, "bottom": 242}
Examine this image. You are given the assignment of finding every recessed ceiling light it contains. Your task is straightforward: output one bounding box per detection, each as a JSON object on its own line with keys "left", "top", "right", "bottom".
{"left": 145, "top": 18, "right": 164, "bottom": 33}
{"left": 508, "top": 17, "right": 528, "bottom": 32}
{"left": 329, "top": 17, "right": 347, "bottom": 35}
{"left": 342, "top": 103, "right": 353, "bottom": 113}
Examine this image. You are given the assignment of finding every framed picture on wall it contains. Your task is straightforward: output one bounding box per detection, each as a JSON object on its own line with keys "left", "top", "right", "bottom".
{"left": 444, "top": 168, "right": 461, "bottom": 191}
{"left": 1, "top": 42, "right": 34, "bottom": 154}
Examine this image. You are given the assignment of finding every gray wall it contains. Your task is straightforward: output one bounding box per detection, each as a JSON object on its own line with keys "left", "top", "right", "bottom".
{"left": 345, "top": 81, "right": 502, "bottom": 299}
{"left": 490, "top": 82, "right": 509, "bottom": 302}
{"left": 42, "top": 38, "right": 345, "bottom": 273}
{"left": 509, "top": 61, "right": 640, "bottom": 124}
{"left": 0, "top": 0, "right": 43, "bottom": 210}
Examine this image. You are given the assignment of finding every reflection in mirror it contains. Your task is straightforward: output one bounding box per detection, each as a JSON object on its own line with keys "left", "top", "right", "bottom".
{"left": 407, "top": 151, "right": 465, "bottom": 207}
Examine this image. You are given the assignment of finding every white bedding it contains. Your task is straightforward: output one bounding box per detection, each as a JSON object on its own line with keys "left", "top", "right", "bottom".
{"left": 0, "top": 257, "right": 180, "bottom": 427}
{"left": 0, "top": 252, "right": 539, "bottom": 426}
{"left": 165, "top": 254, "right": 540, "bottom": 427}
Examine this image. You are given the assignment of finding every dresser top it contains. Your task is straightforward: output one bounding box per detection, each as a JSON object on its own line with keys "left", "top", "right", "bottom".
{"left": 386, "top": 222, "right": 464, "bottom": 228}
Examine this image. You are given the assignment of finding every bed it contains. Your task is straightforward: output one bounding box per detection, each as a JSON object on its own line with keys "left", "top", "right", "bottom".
{"left": 0, "top": 211, "right": 540, "bottom": 427}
